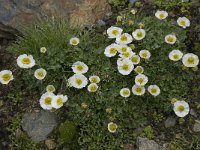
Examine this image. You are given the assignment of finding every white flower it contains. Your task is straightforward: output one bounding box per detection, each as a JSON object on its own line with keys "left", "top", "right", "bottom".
{"left": 131, "top": 9, "right": 137, "bottom": 15}
{"left": 165, "top": 34, "right": 177, "bottom": 44}
{"left": 134, "top": 66, "right": 144, "bottom": 74}
{"left": 89, "top": 75, "right": 100, "bottom": 83}
{"left": 104, "top": 44, "right": 119, "bottom": 57}
{"left": 139, "top": 50, "right": 151, "bottom": 59}
{"left": 116, "top": 33, "right": 133, "bottom": 45}
{"left": 130, "top": 55, "right": 141, "bottom": 65}
{"left": 107, "top": 26, "right": 123, "bottom": 38}
{"left": 132, "top": 29, "right": 146, "bottom": 40}
{"left": 108, "top": 122, "right": 118, "bottom": 133}
{"left": 0, "top": 70, "right": 14, "bottom": 85}
{"left": 119, "top": 49, "right": 135, "bottom": 59}
{"left": 51, "top": 94, "right": 68, "bottom": 109}
{"left": 168, "top": 50, "right": 183, "bottom": 61}
{"left": 132, "top": 85, "right": 145, "bottom": 96}
{"left": 135, "top": 74, "right": 148, "bottom": 86}
{"left": 34, "top": 68, "right": 47, "bottom": 80}
{"left": 17, "top": 54, "right": 35, "bottom": 69}
{"left": 118, "top": 45, "right": 132, "bottom": 53}
{"left": 147, "top": 85, "right": 161, "bottom": 96}
{"left": 68, "top": 74, "right": 88, "bottom": 89}
{"left": 87, "top": 83, "right": 99, "bottom": 92}
{"left": 120, "top": 88, "right": 131, "bottom": 98}
{"left": 72, "top": 61, "right": 89, "bottom": 74}
{"left": 155, "top": 10, "right": 168, "bottom": 20}
{"left": 177, "top": 17, "right": 190, "bottom": 28}
{"left": 173, "top": 100, "right": 190, "bottom": 117}
{"left": 182, "top": 53, "right": 199, "bottom": 68}
{"left": 40, "top": 47, "right": 47, "bottom": 53}
{"left": 46, "top": 85, "right": 56, "bottom": 93}
{"left": 39, "top": 92, "right": 55, "bottom": 110}
{"left": 69, "top": 37, "right": 80, "bottom": 45}
{"left": 117, "top": 58, "right": 134, "bottom": 75}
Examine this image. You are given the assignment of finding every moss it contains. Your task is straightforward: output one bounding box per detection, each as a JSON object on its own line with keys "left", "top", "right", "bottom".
{"left": 58, "top": 120, "right": 76, "bottom": 144}
{"left": 140, "top": 126, "right": 154, "bottom": 139}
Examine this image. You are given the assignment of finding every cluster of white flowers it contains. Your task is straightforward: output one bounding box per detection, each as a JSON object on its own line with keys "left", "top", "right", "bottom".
{"left": 16, "top": 54, "right": 48, "bottom": 80}
{"left": 88, "top": 75, "right": 100, "bottom": 92}
{"left": 169, "top": 50, "right": 199, "bottom": 68}
{"left": 155, "top": 10, "right": 194, "bottom": 118}
{"left": 68, "top": 61, "right": 89, "bottom": 89}
{"left": 105, "top": 25, "right": 160, "bottom": 98}
{"left": 105, "top": 26, "right": 149, "bottom": 76}
{"left": 39, "top": 92, "right": 68, "bottom": 110}
{"left": 155, "top": 10, "right": 190, "bottom": 29}
{"left": 68, "top": 61, "right": 101, "bottom": 93}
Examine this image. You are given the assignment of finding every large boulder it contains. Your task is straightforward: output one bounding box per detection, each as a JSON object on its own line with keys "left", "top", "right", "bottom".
{"left": 0, "top": 0, "right": 110, "bottom": 39}
{"left": 21, "top": 110, "right": 57, "bottom": 142}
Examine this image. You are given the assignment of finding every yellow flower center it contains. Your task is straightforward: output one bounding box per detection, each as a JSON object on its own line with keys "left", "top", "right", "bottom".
{"left": 142, "top": 53, "right": 147, "bottom": 58}
{"left": 136, "top": 87, "right": 142, "bottom": 93}
{"left": 22, "top": 58, "right": 31, "bottom": 64}
{"left": 112, "top": 30, "right": 119, "bottom": 36}
{"left": 110, "top": 48, "right": 117, "bottom": 54}
{"left": 180, "top": 20, "right": 186, "bottom": 26}
{"left": 72, "top": 40, "right": 78, "bottom": 45}
{"left": 177, "top": 105, "right": 185, "bottom": 112}
{"left": 91, "top": 77, "right": 97, "bottom": 83}
{"left": 159, "top": 14, "right": 165, "bottom": 19}
{"left": 121, "top": 47, "right": 127, "bottom": 53}
{"left": 167, "top": 37, "right": 174, "bottom": 43}
{"left": 56, "top": 98, "right": 63, "bottom": 105}
{"left": 109, "top": 123, "right": 117, "bottom": 131}
{"left": 2, "top": 74, "right": 11, "bottom": 81}
{"left": 137, "top": 32, "right": 143, "bottom": 38}
{"left": 122, "top": 52, "right": 130, "bottom": 58}
{"left": 77, "top": 65, "right": 84, "bottom": 71}
{"left": 173, "top": 54, "right": 179, "bottom": 59}
{"left": 122, "top": 90, "right": 129, "bottom": 96}
{"left": 37, "top": 71, "right": 44, "bottom": 77}
{"left": 122, "top": 64, "right": 129, "bottom": 71}
{"left": 151, "top": 88, "right": 157, "bottom": 94}
{"left": 137, "top": 78, "right": 144, "bottom": 84}
{"left": 120, "top": 35, "right": 128, "bottom": 42}
{"left": 131, "top": 56, "right": 139, "bottom": 63}
{"left": 47, "top": 86, "right": 55, "bottom": 92}
{"left": 135, "top": 67, "right": 143, "bottom": 73}
{"left": 187, "top": 57, "right": 194, "bottom": 64}
{"left": 44, "top": 97, "right": 52, "bottom": 105}
{"left": 90, "top": 85, "right": 97, "bottom": 92}
{"left": 76, "top": 78, "right": 83, "bottom": 85}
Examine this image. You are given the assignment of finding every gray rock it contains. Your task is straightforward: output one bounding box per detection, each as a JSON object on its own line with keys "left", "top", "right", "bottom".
{"left": 129, "top": 0, "right": 138, "bottom": 3}
{"left": 190, "top": 109, "right": 197, "bottom": 117}
{"left": 0, "top": 0, "right": 110, "bottom": 38}
{"left": 96, "top": 20, "right": 106, "bottom": 27}
{"left": 21, "top": 110, "right": 57, "bottom": 142}
{"left": 164, "top": 117, "right": 176, "bottom": 128}
{"left": 193, "top": 120, "right": 200, "bottom": 132}
{"left": 137, "top": 137, "right": 161, "bottom": 150}
{"left": 137, "top": 137, "right": 170, "bottom": 150}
